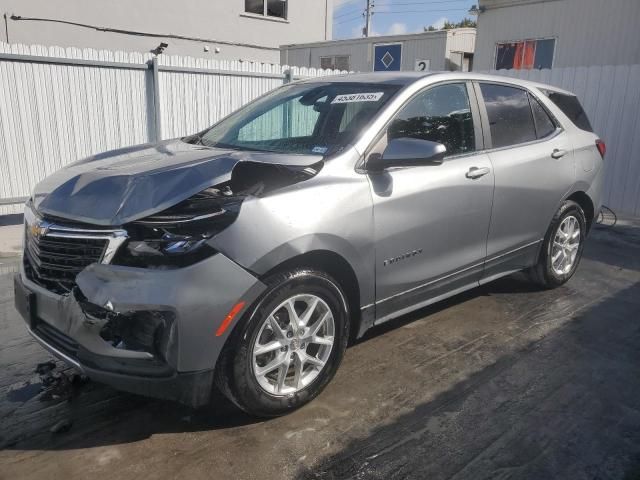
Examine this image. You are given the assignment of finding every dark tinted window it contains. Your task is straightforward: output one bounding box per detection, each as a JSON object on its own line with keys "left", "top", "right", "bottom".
{"left": 480, "top": 83, "right": 536, "bottom": 148}
{"left": 534, "top": 39, "right": 555, "bottom": 69}
{"left": 530, "top": 95, "right": 556, "bottom": 138}
{"left": 245, "top": 0, "right": 263, "bottom": 14}
{"left": 266, "top": 0, "right": 287, "bottom": 18}
{"left": 495, "top": 43, "right": 517, "bottom": 70}
{"left": 545, "top": 91, "right": 593, "bottom": 132}
{"left": 388, "top": 83, "right": 475, "bottom": 155}
{"left": 246, "top": 0, "right": 287, "bottom": 18}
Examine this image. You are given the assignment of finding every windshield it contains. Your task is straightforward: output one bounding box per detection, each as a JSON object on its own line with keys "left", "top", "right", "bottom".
{"left": 185, "top": 82, "right": 402, "bottom": 155}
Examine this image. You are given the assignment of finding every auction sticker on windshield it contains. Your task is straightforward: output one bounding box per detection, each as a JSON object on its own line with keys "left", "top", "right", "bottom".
{"left": 331, "top": 92, "right": 384, "bottom": 104}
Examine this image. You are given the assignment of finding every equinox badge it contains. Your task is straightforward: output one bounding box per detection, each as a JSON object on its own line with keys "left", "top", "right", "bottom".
{"left": 383, "top": 249, "right": 423, "bottom": 267}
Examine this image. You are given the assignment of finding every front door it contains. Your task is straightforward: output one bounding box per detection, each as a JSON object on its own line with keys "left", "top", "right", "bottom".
{"left": 368, "top": 82, "right": 494, "bottom": 323}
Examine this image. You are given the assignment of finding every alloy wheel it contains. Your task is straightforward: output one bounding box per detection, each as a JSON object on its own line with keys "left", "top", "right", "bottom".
{"left": 551, "top": 215, "right": 581, "bottom": 275}
{"left": 252, "top": 294, "right": 335, "bottom": 396}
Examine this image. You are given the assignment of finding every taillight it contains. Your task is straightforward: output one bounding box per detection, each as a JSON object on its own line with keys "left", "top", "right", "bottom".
{"left": 596, "top": 139, "right": 606, "bottom": 158}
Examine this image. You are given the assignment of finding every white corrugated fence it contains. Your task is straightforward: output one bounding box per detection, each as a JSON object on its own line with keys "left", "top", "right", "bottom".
{"left": 1, "top": 44, "right": 639, "bottom": 217}
{"left": 489, "top": 65, "right": 640, "bottom": 217}
{"left": 0, "top": 42, "right": 346, "bottom": 215}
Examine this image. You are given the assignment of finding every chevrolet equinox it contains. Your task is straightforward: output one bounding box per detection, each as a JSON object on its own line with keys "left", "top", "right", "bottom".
{"left": 15, "top": 72, "right": 604, "bottom": 416}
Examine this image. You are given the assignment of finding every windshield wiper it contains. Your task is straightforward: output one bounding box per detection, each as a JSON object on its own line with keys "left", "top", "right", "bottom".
{"left": 182, "top": 132, "right": 206, "bottom": 145}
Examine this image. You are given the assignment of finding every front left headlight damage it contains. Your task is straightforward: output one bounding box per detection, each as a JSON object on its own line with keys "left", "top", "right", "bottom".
{"left": 112, "top": 161, "right": 322, "bottom": 268}
{"left": 112, "top": 186, "right": 240, "bottom": 268}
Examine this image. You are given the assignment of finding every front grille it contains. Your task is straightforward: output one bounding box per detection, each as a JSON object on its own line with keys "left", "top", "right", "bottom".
{"left": 24, "top": 225, "right": 109, "bottom": 295}
{"left": 25, "top": 233, "right": 107, "bottom": 294}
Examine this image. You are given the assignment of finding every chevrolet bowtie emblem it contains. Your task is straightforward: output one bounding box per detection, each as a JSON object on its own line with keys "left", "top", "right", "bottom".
{"left": 29, "top": 221, "right": 49, "bottom": 239}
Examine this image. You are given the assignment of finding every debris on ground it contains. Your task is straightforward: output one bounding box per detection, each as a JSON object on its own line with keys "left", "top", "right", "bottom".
{"left": 34, "top": 361, "right": 56, "bottom": 375}
{"left": 35, "top": 362, "right": 88, "bottom": 402}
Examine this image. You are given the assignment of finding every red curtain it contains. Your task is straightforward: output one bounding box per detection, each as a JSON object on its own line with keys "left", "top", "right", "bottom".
{"left": 513, "top": 42, "right": 524, "bottom": 69}
{"left": 523, "top": 41, "right": 536, "bottom": 69}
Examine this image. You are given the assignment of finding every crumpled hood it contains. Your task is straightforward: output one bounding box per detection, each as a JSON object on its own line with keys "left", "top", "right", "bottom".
{"left": 32, "top": 140, "right": 321, "bottom": 226}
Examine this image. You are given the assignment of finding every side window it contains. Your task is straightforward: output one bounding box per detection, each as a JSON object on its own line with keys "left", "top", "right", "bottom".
{"left": 529, "top": 94, "right": 556, "bottom": 139}
{"left": 388, "top": 83, "right": 476, "bottom": 156}
{"left": 495, "top": 38, "right": 555, "bottom": 70}
{"left": 480, "top": 83, "right": 536, "bottom": 148}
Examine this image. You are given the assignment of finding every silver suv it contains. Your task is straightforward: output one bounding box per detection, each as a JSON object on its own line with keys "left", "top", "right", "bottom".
{"left": 15, "top": 72, "right": 604, "bottom": 416}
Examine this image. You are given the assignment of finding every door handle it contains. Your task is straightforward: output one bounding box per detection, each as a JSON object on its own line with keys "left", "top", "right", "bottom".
{"left": 551, "top": 148, "right": 567, "bottom": 159}
{"left": 466, "top": 166, "right": 491, "bottom": 179}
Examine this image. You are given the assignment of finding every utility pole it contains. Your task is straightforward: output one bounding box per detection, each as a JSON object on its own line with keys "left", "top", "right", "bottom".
{"left": 363, "top": 0, "right": 373, "bottom": 37}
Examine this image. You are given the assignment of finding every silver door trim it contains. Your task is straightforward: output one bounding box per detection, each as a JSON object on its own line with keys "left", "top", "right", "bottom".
{"left": 370, "top": 239, "right": 542, "bottom": 309}
{"left": 375, "top": 260, "right": 485, "bottom": 305}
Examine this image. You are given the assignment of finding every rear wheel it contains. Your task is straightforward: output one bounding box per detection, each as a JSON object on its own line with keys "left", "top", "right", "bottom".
{"left": 215, "top": 269, "right": 349, "bottom": 417}
{"left": 529, "top": 200, "right": 586, "bottom": 288}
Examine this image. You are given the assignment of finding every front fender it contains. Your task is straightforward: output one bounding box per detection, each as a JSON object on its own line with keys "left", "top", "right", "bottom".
{"left": 208, "top": 167, "right": 376, "bottom": 309}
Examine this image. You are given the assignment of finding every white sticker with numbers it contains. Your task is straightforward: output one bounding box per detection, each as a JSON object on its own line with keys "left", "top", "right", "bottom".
{"left": 331, "top": 92, "right": 384, "bottom": 104}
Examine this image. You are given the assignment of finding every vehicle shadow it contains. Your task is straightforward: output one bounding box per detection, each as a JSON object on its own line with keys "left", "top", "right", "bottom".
{"left": 293, "top": 281, "right": 640, "bottom": 480}
{"left": 0, "top": 273, "right": 541, "bottom": 452}
{"left": 583, "top": 223, "right": 640, "bottom": 271}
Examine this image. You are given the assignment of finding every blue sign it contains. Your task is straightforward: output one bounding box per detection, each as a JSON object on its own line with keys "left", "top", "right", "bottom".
{"left": 374, "top": 44, "right": 402, "bottom": 71}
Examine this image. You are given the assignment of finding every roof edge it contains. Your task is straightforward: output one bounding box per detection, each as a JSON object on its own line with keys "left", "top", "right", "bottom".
{"left": 280, "top": 28, "right": 476, "bottom": 50}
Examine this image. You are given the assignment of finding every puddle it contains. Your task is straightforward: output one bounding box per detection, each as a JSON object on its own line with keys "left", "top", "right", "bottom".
{"left": 7, "top": 382, "right": 43, "bottom": 402}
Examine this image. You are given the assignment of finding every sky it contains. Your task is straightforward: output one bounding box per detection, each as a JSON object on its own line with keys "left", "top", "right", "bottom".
{"left": 333, "top": 0, "right": 477, "bottom": 40}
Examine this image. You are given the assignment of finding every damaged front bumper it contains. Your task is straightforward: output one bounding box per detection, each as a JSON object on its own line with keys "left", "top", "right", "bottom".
{"left": 15, "top": 252, "right": 266, "bottom": 407}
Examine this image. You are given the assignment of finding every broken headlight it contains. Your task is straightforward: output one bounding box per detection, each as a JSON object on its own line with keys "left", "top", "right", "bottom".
{"left": 113, "top": 186, "right": 242, "bottom": 268}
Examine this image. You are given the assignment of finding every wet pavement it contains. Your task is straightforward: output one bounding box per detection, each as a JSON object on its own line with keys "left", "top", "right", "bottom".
{"left": 1, "top": 220, "right": 639, "bottom": 480}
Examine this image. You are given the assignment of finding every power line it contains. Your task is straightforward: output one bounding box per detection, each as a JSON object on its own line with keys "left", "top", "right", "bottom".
{"left": 334, "top": 13, "right": 365, "bottom": 25}
{"left": 375, "top": 0, "right": 471, "bottom": 5}
{"left": 334, "top": 7, "right": 364, "bottom": 19}
{"left": 335, "top": 0, "right": 364, "bottom": 5}
{"left": 374, "top": 7, "right": 470, "bottom": 14}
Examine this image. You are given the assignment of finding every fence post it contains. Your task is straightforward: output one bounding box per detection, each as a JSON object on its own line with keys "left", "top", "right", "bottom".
{"left": 284, "top": 68, "right": 293, "bottom": 84}
{"left": 151, "top": 56, "right": 162, "bottom": 142}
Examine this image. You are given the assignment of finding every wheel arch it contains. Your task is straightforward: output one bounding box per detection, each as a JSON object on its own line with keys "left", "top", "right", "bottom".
{"left": 566, "top": 190, "right": 595, "bottom": 232}
{"left": 260, "top": 250, "right": 362, "bottom": 342}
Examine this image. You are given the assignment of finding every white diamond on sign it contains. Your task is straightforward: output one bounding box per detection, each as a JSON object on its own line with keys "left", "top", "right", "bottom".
{"left": 381, "top": 51, "right": 394, "bottom": 69}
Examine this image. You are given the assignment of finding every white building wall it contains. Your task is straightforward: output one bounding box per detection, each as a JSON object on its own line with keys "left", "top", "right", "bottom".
{"left": 401, "top": 33, "right": 449, "bottom": 71}
{"left": 281, "top": 29, "right": 475, "bottom": 72}
{"left": 474, "top": 0, "right": 640, "bottom": 71}
{"left": 445, "top": 28, "right": 477, "bottom": 70}
{"left": 0, "top": 0, "right": 333, "bottom": 63}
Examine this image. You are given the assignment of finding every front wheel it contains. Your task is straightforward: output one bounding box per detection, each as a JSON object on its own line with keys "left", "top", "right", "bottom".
{"left": 528, "top": 200, "right": 586, "bottom": 288}
{"left": 215, "top": 269, "right": 350, "bottom": 417}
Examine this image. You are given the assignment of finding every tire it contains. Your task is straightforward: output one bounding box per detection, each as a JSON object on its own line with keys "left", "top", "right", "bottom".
{"left": 215, "top": 269, "right": 350, "bottom": 417}
{"left": 528, "top": 200, "right": 586, "bottom": 289}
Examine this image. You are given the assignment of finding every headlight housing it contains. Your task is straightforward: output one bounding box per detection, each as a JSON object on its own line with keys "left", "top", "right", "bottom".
{"left": 112, "top": 186, "right": 242, "bottom": 268}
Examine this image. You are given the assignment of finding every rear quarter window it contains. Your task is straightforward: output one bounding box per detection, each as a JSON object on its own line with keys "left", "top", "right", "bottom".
{"left": 544, "top": 91, "right": 593, "bottom": 132}
{"left": 530, "top": 95, "right": 556, "bottom": 139}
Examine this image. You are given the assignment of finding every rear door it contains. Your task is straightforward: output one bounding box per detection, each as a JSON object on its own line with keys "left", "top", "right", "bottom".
{"left": 475, "top": 82, "right": 575, "bottom": 282}
{"left": 368, "top": 82, "right": 494, "bottom": 322}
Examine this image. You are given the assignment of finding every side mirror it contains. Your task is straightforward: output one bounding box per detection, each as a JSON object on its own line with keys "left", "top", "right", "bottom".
{"left": 367, "top": 138, "right": 446, "bottom": 173}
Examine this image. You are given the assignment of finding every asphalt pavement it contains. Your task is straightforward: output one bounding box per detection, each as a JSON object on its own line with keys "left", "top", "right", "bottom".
{"left": 0, "top": 219, "right": 639, "bottom": 480}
